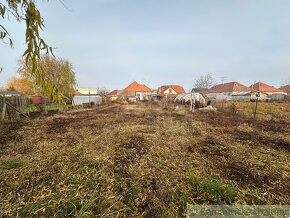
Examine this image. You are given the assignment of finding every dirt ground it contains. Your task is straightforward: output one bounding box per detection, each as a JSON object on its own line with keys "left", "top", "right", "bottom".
{"left": 0, "top": 102, "right": 289, "bottom": 217}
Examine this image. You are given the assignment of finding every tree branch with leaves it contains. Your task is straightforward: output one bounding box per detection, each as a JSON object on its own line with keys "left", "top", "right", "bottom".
{"left": 18, "top": 55, "right": 77, "bottom": 103}
{"left": 0, "top": 0, "right": 53, "bottom": 72}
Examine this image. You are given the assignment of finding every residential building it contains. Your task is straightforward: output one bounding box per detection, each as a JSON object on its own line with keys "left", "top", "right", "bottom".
{"left": 204, "top": 81, "right": 254, "bottom": 101}
{"left": 249, "top": 82, "right": 285, "bottom": 95}
{"left": 250, "top": 82, "right": 286, "bottom": 101}
{"left": 157, "top": 85, "right": 185, "bottom": 96}
{"left": 106, "top": 90, "right": 119, "bottom": 101}
{"left": 123, "top": 81, "right": 152, "bottom": 100}
{"left": 279, "top": 84, "right": 290, "bottom": 94}
{"left": 280, "top": 84, "right": 290, "bottom": 100}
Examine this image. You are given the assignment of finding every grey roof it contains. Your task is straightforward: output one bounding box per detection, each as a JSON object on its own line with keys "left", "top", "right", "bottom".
{"left": 232, "top": 91, "right": 251, "bottom": 96}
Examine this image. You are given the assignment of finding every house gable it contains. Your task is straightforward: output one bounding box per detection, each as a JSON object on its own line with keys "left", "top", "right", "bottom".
{"left": 124, "top": 81, "right": 152, "bottom": 92}
{"left": 158, "top": 85, "right": 185, "bottom": 95}
{"left": 164, "top": 88, "right": 177, "bottom": 94}
{"left": 250, "top": 82, "right": 284, "bottom": 93}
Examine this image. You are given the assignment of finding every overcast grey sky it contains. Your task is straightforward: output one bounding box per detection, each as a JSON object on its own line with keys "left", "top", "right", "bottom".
{"left": 0, "top": 0, "right": 289, "bottom": 91}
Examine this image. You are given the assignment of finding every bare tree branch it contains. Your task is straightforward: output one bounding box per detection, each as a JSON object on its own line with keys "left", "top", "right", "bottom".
{"left": 193, "top": 73, "right": 215, "bottom": 89}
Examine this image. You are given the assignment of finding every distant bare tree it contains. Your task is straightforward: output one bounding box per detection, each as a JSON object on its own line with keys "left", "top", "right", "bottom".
{"left": 281, "top": 77, "right": 290, "bottom": 86}
{"left": 97, "top": 87, "right": 109, "bottom": 97}
{"left": 193, "top": 73, "right": 215, "bottom": 89}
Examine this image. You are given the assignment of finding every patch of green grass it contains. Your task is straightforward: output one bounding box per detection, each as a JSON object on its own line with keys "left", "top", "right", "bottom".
{"left": 22, "top": 104, "right": 38, "bottom": 113}
{"left": 3, "top": 159, "right": 25, "bottom": 169}
{"left": 22, "top": 104, "right": 72, "bottom": 113}
{"left": 188, "top": 174, "right": 236, "bottom": 203}
{"left": 172, "top": 110, "right": 186, "bottom": 115}
{"left": 45, "top": 104, "right": 72, "bottom": 111}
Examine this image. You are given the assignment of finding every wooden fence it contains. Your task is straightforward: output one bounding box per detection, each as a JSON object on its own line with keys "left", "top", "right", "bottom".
{"left": 0, "top": 95, "right": 31, "bottom": 119}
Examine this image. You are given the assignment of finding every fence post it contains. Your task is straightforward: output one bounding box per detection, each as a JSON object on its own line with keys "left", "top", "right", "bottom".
{"left": 2, "top": 96, "right": 6, "bottom": 119}
{"left": 253, "top": 92, "right": 260, "bottom": 119}
{"left": 16, "top": 96, "right": 19, "bottom": 111}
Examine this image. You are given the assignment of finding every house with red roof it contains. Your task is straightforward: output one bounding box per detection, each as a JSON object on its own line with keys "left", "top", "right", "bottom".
{"left": 250, "top": 82, "right": 286, "bottom": 101}
{"left": 249, "top": 82, "right": 285, "bottom": 95}
{"left": 106, "top": 89, "right": 119, "bottom": 100}
{"left": 280, "top": 84, "right": 290, "bottom": 94}
{"left": 157, "top": 85, "right": 185, "bottom": 96}
{"left": 204, "top": 81, "right": 259, "bottom": 101}
{"left": 123, "top": 81, "right": 152, "bottom": 100}
{"left": 280, "top": 84, "right": 290, "bottom": 100}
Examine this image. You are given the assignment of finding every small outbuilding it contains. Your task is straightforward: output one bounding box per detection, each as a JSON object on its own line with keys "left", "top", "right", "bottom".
{"left": 72, "top": 95, "right": 102, "bottom": 106}
{"left": 73, "top": 89, "right": 102, "bottom": 106}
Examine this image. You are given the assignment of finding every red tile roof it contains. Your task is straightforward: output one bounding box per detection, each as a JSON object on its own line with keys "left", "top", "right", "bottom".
{"left": 250, "top": 82, "right": 283, "bottom": 92}
{"left": 205, "top": 82, "right": 253, "bottom": 93}
{"left": 75, "top": 91, "right": 84, "bottom": 96}
{"left": 124, "top": 81, "right": 152, "bottom": 92}
{"left": 279, "top": 84, "right": 290, "bottom": 93}
{"left": 107, "top": 90, "right": 119, "bottom": 96}
{"left": 158, "top": 85, "right": 185, "bottom": 94}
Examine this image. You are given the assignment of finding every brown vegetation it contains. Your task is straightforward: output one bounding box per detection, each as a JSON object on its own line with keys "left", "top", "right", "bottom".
{"left": 0, "top": 102, "right": 289, "bottom": 216}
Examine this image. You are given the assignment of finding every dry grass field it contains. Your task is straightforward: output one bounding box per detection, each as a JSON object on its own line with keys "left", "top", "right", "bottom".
{"left": 0, "top": 102, "right": 289, "bottom": 217}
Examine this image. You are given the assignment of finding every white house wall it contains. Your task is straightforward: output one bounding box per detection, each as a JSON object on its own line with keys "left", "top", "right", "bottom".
{"left": 136, "top": 92, "right": 152, "bottom": 100}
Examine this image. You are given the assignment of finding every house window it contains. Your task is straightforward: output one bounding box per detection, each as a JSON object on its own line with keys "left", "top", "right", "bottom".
{"left": 169, "top": 89, "right": 172, "bottom": 94}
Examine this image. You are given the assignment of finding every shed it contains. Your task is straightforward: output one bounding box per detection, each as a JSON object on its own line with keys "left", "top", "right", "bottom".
{"left": 72, "top": 95, "right": 102, "bottom": 106}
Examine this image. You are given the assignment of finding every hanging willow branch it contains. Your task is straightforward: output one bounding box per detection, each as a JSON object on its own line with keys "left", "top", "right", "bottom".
{"left": 1, "top": 0, "right": 53, "bottom": 77}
